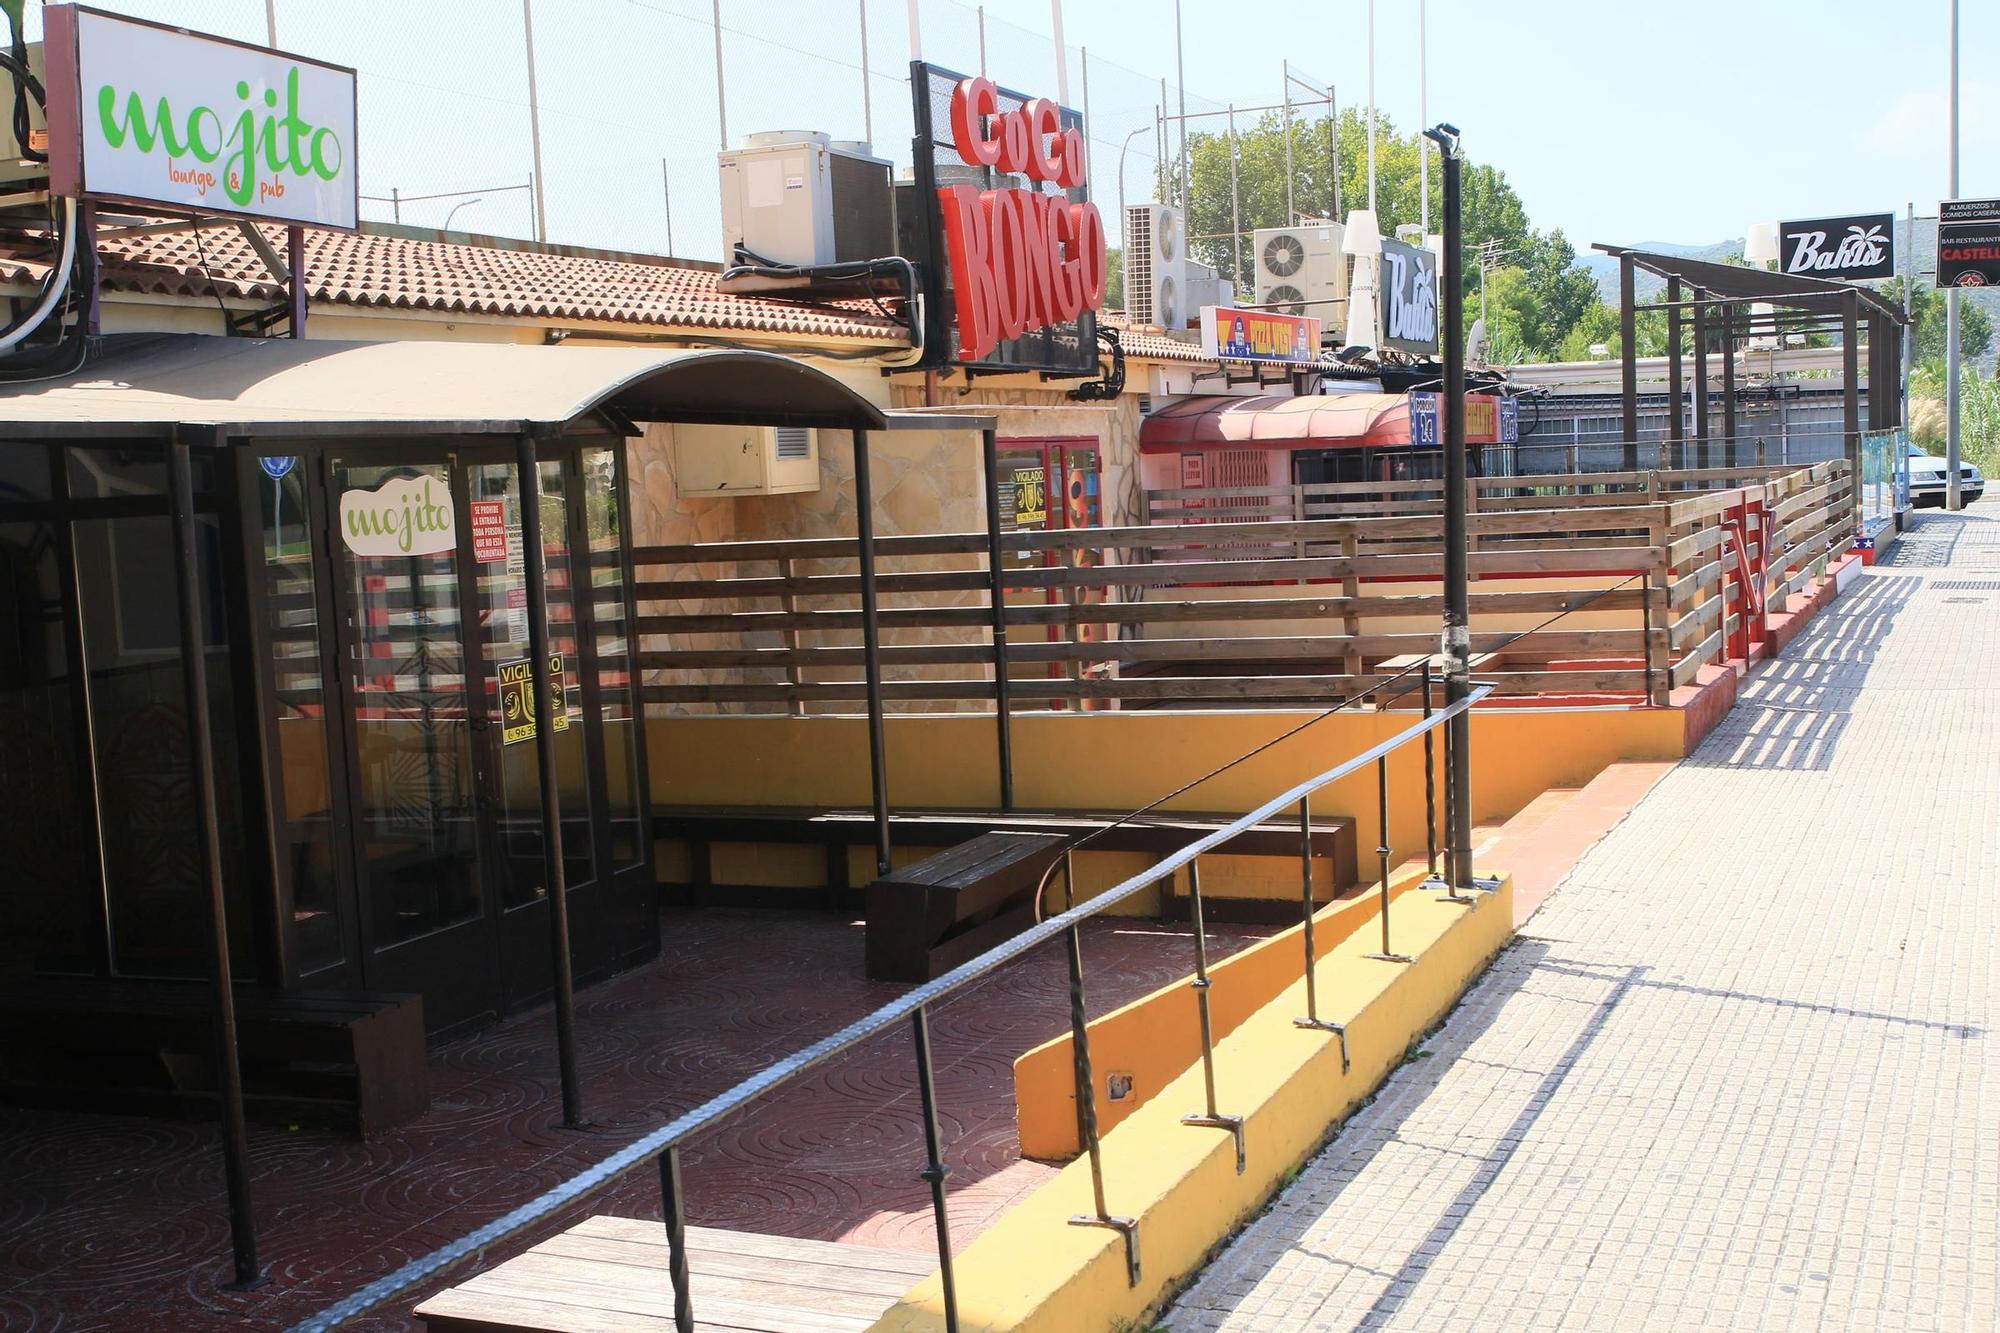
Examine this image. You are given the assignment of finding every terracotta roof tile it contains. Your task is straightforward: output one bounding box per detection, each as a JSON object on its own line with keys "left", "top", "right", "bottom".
{"left": 0, "top": 220, "right": 907, "bottom": 343}
{"left": 0, "top": 221, "right": 1224, "bottom": 366}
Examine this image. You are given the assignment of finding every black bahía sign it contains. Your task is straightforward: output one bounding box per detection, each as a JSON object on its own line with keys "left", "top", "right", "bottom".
{"left": 1938, "top": 198, "right": 2000, "bottom": 289}
{"left": 1778, "top": 212, "right": 1895, "bottom": 280}
{"left": 1379, "top": 237, "right": 1440, "bottom": 353}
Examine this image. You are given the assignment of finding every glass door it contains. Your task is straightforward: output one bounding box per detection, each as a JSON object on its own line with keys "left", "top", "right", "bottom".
{"left": 326, "top": 452, "right": 496, "bottom": 1033}
{"left": 462, "top": 457, "right": 595, "bottom": 1009}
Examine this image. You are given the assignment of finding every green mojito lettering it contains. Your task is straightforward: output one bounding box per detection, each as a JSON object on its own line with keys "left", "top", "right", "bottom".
{"left": 97, "top": 66, "right": 342, "bottom": 209}
{"left": 346, "top": 479, "right": 450, "bottom": 554}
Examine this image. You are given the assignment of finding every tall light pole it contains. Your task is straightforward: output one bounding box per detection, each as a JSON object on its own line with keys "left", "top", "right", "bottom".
{"left": 1945, "top": 0, "right": 1962, "bottom": 510}
{"left": 1424, "top": 121, "right": 1472, "bottom": 893}
{"left": 522, "top": 0, "right": 549, "bottom": 243}
{"left": 1418, "top": 0, "right": 1429, "bottom": 233}
{"left": 1365, "top": 0, "right": 1378, "bottom": 211}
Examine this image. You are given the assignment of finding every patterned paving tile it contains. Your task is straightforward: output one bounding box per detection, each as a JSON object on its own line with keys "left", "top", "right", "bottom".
{"left": 0, "top": 910, "right": 1273, "bottom": 1331}
{"left": 1165, "top": 506, "right": 2000, "bottom": 1332}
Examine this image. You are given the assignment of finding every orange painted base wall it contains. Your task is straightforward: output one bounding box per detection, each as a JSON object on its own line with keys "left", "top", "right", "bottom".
{"left": 648, "top": 706, "right": 1688, "bottom": 886}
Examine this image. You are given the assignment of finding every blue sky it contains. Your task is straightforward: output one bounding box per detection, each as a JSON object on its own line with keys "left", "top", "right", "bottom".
{"left": 28, "top": 0, "right": 1999, "bottom": 258}
{"left": 1048, "top": 0, "right": 1999, "bottom": 247}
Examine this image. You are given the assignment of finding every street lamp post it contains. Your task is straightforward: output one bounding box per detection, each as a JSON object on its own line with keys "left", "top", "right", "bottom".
{"left": 1945, "top": 0, "right": 1962, "bottom": 510}
{"left": 1425, "top": 121, "right": 1472, "bottom": 893}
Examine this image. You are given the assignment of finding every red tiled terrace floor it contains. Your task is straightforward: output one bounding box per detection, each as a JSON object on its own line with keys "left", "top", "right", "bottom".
{"left": 0, "top": 907, "right": 1273, "bottom": 1332}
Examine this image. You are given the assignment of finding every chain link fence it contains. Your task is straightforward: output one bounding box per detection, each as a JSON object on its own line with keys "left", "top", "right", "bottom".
{"left": 24, "top": 0, "right": 1340, "bottom": 272}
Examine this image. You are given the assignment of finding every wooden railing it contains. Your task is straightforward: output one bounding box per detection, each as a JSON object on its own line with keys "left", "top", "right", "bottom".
{"left": 633, "top": 462, "right": 1854, "bottom": 713}
{"left": 1141, "top": 464, "right": 1819, "bottom": 527}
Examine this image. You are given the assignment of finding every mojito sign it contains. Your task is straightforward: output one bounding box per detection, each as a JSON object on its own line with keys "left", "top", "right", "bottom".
{"left": 43, "top": 5, "right": 359, "bottom": 229}
{"left": 339, "top": 475, "right": 456, "bottom": 558}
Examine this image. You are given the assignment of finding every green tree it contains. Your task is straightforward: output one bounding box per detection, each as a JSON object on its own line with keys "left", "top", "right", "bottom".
{"left": 1880, "top": 278, "right": 1994, "bottom": 363}
{"left": 1169, "top": 108, "right": 1594, "bottom": 360}
{"left": 1910, "top": 356, "right": 2000, "bottom": 474}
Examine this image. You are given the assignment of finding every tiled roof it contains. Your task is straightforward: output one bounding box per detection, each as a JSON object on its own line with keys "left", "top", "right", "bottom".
{"left": 0, "top": 221, "right": 908, "bottom": 342}
{"left": 0, "top": 219, "right": 1224, "bottom": 364}
{"left": 1100, "top": 313, "right": 1209, "bottom": 363}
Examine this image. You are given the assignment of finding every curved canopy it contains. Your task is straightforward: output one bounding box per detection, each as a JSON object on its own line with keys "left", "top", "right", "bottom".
{"left": 1139, "top": 392, "right": 1413, "bottom": 452}
{"left": 0, "top": 334, "right": 888, "bottom": 438}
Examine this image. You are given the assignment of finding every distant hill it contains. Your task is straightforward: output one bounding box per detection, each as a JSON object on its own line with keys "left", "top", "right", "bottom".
{"left": 1580, "top": 221, "right": 1998, "bottom": 374}
{"left": 1581, "top": 239, "right": 1741, "bottom": 302}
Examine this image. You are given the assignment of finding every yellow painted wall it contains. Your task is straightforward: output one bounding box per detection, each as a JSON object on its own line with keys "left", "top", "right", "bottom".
{"left": 1013, "top": 866, "right": 1431, "bottom": 1159}
{"left": 647, "top": 705, "right": 1684, "bottom": 887}
{"left": 866, "top": 875, "right": 1516, "bottom": 1333}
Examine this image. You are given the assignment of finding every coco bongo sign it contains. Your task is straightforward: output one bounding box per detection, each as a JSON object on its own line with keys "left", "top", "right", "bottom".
{"left": 917, "top": 64, "right": 1106, "bottom": 369}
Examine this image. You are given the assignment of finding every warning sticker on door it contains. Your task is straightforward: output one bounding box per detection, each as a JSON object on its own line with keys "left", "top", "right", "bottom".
{"left": 469, "top": 498, "right": 510, "bottom": 562}
{"left": 497, "top": 654, "right": 569, "bottom": 745}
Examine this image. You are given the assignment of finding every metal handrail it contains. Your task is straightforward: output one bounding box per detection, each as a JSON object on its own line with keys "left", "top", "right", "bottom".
{"left": 290, "top": 682, "right": 1494, "bottom": 1333}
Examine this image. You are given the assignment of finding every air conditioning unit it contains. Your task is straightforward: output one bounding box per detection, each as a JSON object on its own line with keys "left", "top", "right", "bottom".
{"left": 1253, "top": 223, "right": 1346, "bottom": 319}
{"left": 719, "top": 131, "right": 894, "bottom": 270}
{"left": 671, "top": 423, "right": 820, "bottom": 497}
{"left": 0, "top": 41, "right": 46, "bottom": 188}
{"left": 1185, "top": 262, "right": 1236, "bottom": 318}
{"left": 1125, "top": 202, "right": 1187, "bottom": 329}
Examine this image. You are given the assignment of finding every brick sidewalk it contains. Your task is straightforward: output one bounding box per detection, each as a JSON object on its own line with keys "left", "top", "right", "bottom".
{"left": 1168, "top": 507, "right": 2000, "bottom": 1332}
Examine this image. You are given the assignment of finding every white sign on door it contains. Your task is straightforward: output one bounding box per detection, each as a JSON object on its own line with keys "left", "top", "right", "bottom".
{"left": 46, "top": 6, "right": 359, "bottom": 229}
{"left": 339, "top": 475, "right": 457, "bottom": 558}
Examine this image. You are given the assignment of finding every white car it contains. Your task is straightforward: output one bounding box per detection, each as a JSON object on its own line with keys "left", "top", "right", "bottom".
{"left": 1905, "top": 441, "right": 1984, "bottom": 507}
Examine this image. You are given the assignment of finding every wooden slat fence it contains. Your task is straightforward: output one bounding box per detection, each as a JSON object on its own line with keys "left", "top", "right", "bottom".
{"left": 633, "top": 463, "right": 1854, "bottom": 712}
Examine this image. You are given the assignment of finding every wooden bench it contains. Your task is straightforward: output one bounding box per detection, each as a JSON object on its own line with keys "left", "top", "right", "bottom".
{"left": 0, "top": 980, "right": 429, "bottom": 1138}
{"left": 654, "top": 806, "right": 1357, "bottom": 910}
{"left": 864, "top": 831, "right": 1067, "bottom": 983}
{"left": 417, "top": 1216, "right": 934, "bottom": 1332}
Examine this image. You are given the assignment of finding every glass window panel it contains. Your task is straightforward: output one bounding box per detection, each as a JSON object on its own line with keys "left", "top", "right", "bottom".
{"left": 261, "top": 464, "right": 346, "bottom": 975}
{"left": 0, "top": 445, "right": 51, "bottom": 503}
{"left": 73, "top": 507, "right": 251, "bottom": 978}
{"left": 0, "top": 518, "right": 94, "bottom": 973}
{"left": 582, "top": 447, "right": 643, "bottom": 869}
{"left": 336, "top": 462, "right": 482, "bottom": 950}
{"left": 468, "top": 459, "right": 593, "bottom": 905}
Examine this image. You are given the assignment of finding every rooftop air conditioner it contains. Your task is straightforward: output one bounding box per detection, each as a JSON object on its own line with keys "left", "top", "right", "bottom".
{"left": 719, "top": 131, "right": 894, "bottom": 270}
{"left": 1253, "top": 223, "right": 1345, "bottom": 320}
{"left": 672, "top": 423, "right": 821, "bottom": 497}
{"left": 1185, "top": 261, "right": 1236, "bottom": 319}
{"left": 1125, "top": 202, "right": 1186, "bottom": 329}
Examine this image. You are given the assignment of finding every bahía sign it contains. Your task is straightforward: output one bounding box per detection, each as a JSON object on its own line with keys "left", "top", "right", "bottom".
{"left": 934, "top": 74, "right": 1107, "bottom": 363}
{"left": 1938, "top": 198, "right": 2000, "bottom": 289}
{"left": 1379, "top": 237, "right": 1440, "bottom": 354}
{"left": 43, "top": 5, "right": 359, "bottom": 230}
{"left": 1779, "top": 212, "right": 1894, "bottom": 281}
{"left": 339, "top": 474, "right": 455, "bottom": 558}
{"left": 1199, "top": 305, "right": 1322, "bottom": 364}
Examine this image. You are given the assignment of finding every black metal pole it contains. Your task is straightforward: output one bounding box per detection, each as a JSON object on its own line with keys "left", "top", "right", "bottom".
{"left": 1841, "top": 292, "right": 1860, "bottom": 527}
{"left": 517, "top": 430, "right": 584, "bottom": 1130}
{"left": 1428, "top": 123, "right": 1474, "bottom": 896}
{"left": 169, "top": 432, "right": 262, "bottom": 1289}
{"left": 1420, "top": 663, "right": 1438, "bottom": 878}
{"left": 852, "top": 427, "right": 892, "bottom": 876}
{"left": 659, "top": 1145, "right": 694, "bottom": 1333}
{"left": 1721, "top": 306, "right": 1738, "bottom": 469}
{"left": 1693, "top": 295, "right": 1711, "bottom": 472}
{"left": 910, "top": 1006, "right": 960, "bottom": 1332}
{"left": 1667, "top": 276, "right": 1685, "bottom": 470}
{"left": 979, "top": 426, "right": 1015, "bottom": 812}
{"left": 1619, "top": 255, "right": 1639, "bottom": 469}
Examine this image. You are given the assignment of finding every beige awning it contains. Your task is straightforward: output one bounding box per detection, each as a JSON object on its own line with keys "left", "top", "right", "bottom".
{"left": 0, "top": 333, "right": 888, "bottom": 438}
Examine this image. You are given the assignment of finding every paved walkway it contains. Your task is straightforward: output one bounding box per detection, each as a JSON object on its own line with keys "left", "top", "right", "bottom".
{"left": 1169, "top": 506, "right": 2000, "bottom": 1333}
